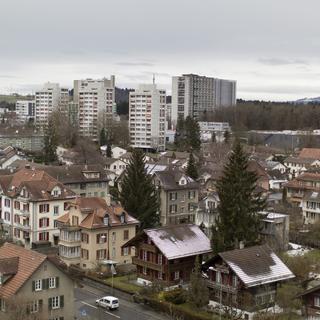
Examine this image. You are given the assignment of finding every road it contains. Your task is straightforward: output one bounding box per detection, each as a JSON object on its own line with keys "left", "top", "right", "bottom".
{"left": 75, "top": 283, "right": 169, "bottom": 320}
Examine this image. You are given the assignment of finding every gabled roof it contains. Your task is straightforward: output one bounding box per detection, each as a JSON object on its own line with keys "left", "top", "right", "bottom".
{"left": 207, "top": 245, "right": 294, "bottom": 288}
{"left": 299, "top": 148, "right": 320, "bottom": 160}
{"left": 125, "top": 224, "right": 212, "bottom": 260}
{"left": 0, "top": 168, "right": 76, "bottom": 201}
{"left": 0, "top": 243, "right": 47, "bottom": 298}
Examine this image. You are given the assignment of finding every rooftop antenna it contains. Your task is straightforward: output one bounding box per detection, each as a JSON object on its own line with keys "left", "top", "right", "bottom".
{"left": 152, "top": 73, "right": 155, "bottom": 85}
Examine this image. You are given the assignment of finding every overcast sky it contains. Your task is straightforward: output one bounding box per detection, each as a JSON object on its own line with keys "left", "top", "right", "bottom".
{"left": 0, "top": 0, "right": 320, "bottom": 101}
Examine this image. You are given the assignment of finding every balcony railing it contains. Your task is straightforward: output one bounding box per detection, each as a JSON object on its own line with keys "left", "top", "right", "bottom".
{"left": 140, "top": 243, "right": 157, "bottom": 253}
{"left": 14, "top": 223, "right": 31, "bottom": 231}
{"left": 207, "top": 280, "right": 238, "bottom": 294}
{"left": 132, "top": 257, "right": 164, "bottom": 272}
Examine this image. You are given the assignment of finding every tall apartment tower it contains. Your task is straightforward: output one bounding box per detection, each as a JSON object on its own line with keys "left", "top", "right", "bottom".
{"left": 15, "top": 100, "right": 35, "bottom": 123}
{"left": 35, "top": 82, "right": 69, "bottom": 128}
{"left": 73, "top": 76, "right": 116, "bottom": 138}
{"left": 129, "top": 84, "right": 166, "bottom": 151}
{"left": 171, "top": 74, "right": 236, "bottom": 124}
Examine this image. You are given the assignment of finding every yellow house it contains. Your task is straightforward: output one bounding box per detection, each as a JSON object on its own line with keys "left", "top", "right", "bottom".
{"left": 57, "top": 197, "right": 139, "bottom": 269}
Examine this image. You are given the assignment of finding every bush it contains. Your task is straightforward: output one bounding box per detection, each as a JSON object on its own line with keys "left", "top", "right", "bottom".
{"left": 163, "top": 289, "right": 187, "bottom": 305}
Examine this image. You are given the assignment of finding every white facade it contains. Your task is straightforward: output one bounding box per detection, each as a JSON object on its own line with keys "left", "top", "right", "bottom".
{"left": 171, "top": 74, "right": 236, "bottom": 123}
{"left": 15, "top": 100, "right": 35, "bottom": 122}
{"left": 35, "top": 83, "right": 69, "bottom": 127}
{"left": 129, "top": 84, "right": 166, "bottom": 151}
{"left": 73, "top": 77, "right": 116, "bottom": 138}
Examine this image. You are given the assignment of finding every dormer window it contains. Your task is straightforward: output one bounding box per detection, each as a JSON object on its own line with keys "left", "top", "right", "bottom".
{"left": 51, "top": 187, "right": 61, "bottom": 197}
{"left": 120, "top": 213, "right": 125, "bottom": 224}
{"left": 179, "top": 177, "right": 186, "bottom": 185}
{"left": 103, "top": 214, "right": 109, "bottom": 226}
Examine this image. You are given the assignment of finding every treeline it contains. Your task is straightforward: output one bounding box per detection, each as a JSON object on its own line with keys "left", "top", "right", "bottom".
{"left": 205, "top": 100, "right": 320, "bottom": 131}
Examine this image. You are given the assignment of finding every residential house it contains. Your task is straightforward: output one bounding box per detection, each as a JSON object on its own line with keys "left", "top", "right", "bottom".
{"left": 0, "top": 146, "right": 24, "bottom": 169}
{"left": 57, "top": 197, "right": 139, "bottom": 269}
{"left": 258, "top": 211, "right": 290, "bottom": 251}
{"left": 284, "top": 156, "right": 320, "bottom": 179}
{"left": 301, "top": 191, "right": 320, "bottom": 224}
{"left": 105, "top": 158, "right": 128, "bottom": 177}
{"left": 123, "top": 224, "right": 212, "bottom": 286}
{"left": 111, "top": 147, "right": 127, "bottom": 159}
{"left": 284, "top": 172, "right": 320, "bottom": 206}
{"left": 247, "top": 160, "right": 270, "bottom": 191}
{"left": 0, "top": 168, "right": 76, "bottom": 248}
{"left": 258, "top": 160, "right": 287, "bottom": 174}
{"left": 153, "top": 168, "right": 199, "bottom": 225}
{"left": 299, "top": 148, "right": 320, "bottom": 160}
{"left": 195, "top": 192, "right": 220, "bottom": 237}
{"left": 0, "top": 242, "right": 74, "bottom": 320}
{"left": 203, "top": 245, "right": 295, "bottom": 319}
{"left": 299, "top": 282, "right": 320, "bottom": 320}
{"left": 267, "top": 169, "right": 288, "bottom": 190}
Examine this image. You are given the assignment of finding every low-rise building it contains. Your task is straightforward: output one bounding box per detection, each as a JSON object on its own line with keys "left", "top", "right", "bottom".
{"left": 57, "top": 197, "right": 139, "bottom": 269}
{"left": 301, "top": 191, "right": 320, "bottom": 224}
{"left": 299, "top": 283, "right": 320, "bottom": 320}
{"left": 0, "top": 242, "right": 74, "bottom": 320}
{"left": 123, "top": 224, "right": 212, "bottom": 286}
{"left": 203, "top": 245, "right": 295, "bottom": 319}
{"left": 0, "top": 168, "right": 76, "bottom": 248}
{"left": 284, "top": 156, "right": 320, "bottom": 179}
{"left": 153, "top": 168, "right": 199, "bottom": 225}
{"left": 0, "top": 146, "right": 24, "bottom": 169}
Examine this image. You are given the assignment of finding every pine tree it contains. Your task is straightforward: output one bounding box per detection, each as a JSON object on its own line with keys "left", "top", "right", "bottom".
{"left": 99, "top": 128, "right": 107, "bottom": 146}
{"left": 214, "top": 140, "right": 266, "bottom": 252}
{"left": 185, "top": 116, "right": 201, "bottom": 151}
{"left": 188, "top": 256, "right": 209, "bottom": 309}
{"left": 186, "top": 153, "right": 198, "bottom": 180}
{"left": 224, "top": 130, "right": 230, "bottom": 144}
{"left": 211, "top": 131, "right": 216, "bottom": 143}
{"left": 174, "top": 115, "right": 185, "bottom": 150}
{"left": 106, "top": 142, "right": 112, "bottom": 158}
{"left": 119, "top": 148, "right": 160, "bottom": 229}
{"left": 43, "top": 117, "right": 58, "bottom": 164}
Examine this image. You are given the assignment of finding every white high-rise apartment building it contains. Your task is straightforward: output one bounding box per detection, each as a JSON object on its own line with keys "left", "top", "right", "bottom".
{"left": 15, "top": 100, "right": 35, "bottom": 123}
{"left": 129, "top": 84, "right": 166, "bottom": 151}
{"left": 35, "top": 83, "right": 69, "bottom": 127}
{"left": 171, "top": 74, "right": 236, "bottom": 124}
{"left": 73, "top": 76, "right": 116, "bottom": 138}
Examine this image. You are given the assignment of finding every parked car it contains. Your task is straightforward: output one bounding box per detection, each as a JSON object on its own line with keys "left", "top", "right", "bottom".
{"left": 95, "top": 296, "right": 119, "bottom": 310}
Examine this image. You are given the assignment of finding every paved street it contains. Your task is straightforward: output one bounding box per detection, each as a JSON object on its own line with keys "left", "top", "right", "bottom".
{"left": 75, "top": 284, "right": 169, "bottom": 320}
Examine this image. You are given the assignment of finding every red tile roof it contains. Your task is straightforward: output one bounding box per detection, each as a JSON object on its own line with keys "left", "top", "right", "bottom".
{"left": 299, "top": 148, "right": 320, "bottom": 160}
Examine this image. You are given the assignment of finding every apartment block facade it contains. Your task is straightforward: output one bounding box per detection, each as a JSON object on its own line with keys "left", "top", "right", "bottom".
{"left": 171, "top": 74, "right": 236, "bottom": 123}
{"left": 57, "top": 197, "right": 139, "bottom": 269}
{"left": 129, "top": 84, "right": 166, "bottom": 151}
{"left": 73, "top": 77, "right": 116, "bottom": 138}
{"left": 0, "top": 168, "right": 76, "bottom": 248}
{"left": 15, "top": 100, "right": 35, "bottom": 123}
{"left": 35, "top": 82, "right": 69, "bottom": 128}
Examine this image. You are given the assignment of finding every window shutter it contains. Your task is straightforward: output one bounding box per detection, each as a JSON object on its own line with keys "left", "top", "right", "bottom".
{"left": 96, "top": 250, "right": 99, "bottom": 260}
{"left": 60, "top": 295, "right": 64, "bottom": 308}
{"left": 56, "top": 277, "right": 59, "bottom": 288}
{"left": 59, "top": 317, "right": 64, "bottom": 320}
{"left": 96, "top": 234, "right": 100, "bottom": 244}
{"left": 32, "top": 280, "right": 35, "bottom": 291}
{"left": 42, "top": 279, "right": 46, "bottom": 290}
{"left": 48, "top": 297, "right": 52, "bottom": 310}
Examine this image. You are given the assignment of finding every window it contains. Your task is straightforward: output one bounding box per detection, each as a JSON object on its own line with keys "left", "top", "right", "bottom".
{"left": 112, "top": 232, "right": 116, "bottom": 242}
{"left": 232, "top": 275, "right": 237, "bottom": 287}
{"left": 0, "top": 298, "right": 5, "bottom": 312}
{"left": 35, "top": 279, "right": 42, "bottom": 291}
{"left": 122, "top": 247, "right": 129, "bottom": 256}
{"left": 158, "top": 271, "right": 163, "bottom": 280}
{"left": 81, "top": 249, "right": 89, "bottom": 260}
{"left": 96, "top": 249, "right": 107, "bottom": 260}
{"left": 188, "top": 191, "right": 196, "bottom": 199}
{"left": 30, "top": 300, "right": 40, "bottom": 313}
{"left": 174, "top": 271, "right": 180, "bottom": 280}
{"left": 4, "top": 199, "right": 10, "bottom": 207}
{"left": 39, "top": 218, "right": 49, "bottom": 228}
{"left": 169, "top": 205, "right": 177, "bottom": 213}
{"left": 49, "top": 277, "right": 56, "bottom": 289}
{"left": 216, "top": 271, "right": 221, "bottom": 284}
{"left": 315, "top": 296, "right": 320, "bottom": 307}
{"left": 143, "top": 250, "right": 147, "bottom": 261}
{"left": 123, "top": 230, "right": 129, "bottom": 240}
{"left": 103, "top": 214, "right": 109, "bottom": 225}
{"left": 169, "top": 192, "right": 177, "bottom": 201}
{"left": 14, "top": 201, "right": 20, "bottom": 210}
{"left": 4, "top": 212, "right": 10, "bottom": 221}
{"left": 39, "top": 204, "right": 49, "bottom": 213}
{"left": 188, "top": 203, "right": 194, "bottom": 212}
{"left": 120, "top": 214, "right": 125, "bottom": 224}
{"left": 143, "top": 266, "right": 147, "bottom": 275}
{"left": 49, "top": 296, "right": 64, "bottom": 310}
{"left": 81, "top": 233, "right": 89, "bottom": 243}
{"left": 64, "top": 202, "right": 68, "bottom": 210}
{"left": 96, "top": 233, "right": 107, "bottom": 244}
{"left": 39, "top": 232, "right": 49, "bottom": 241}
{"left": 158, "top": 254, "right": 163, "bottom": 265}
{"left": 72, "top": 215, "right": 79, "bottom": 226}
{"left": 53, "top": 206, "right": 59, "bottom": 215}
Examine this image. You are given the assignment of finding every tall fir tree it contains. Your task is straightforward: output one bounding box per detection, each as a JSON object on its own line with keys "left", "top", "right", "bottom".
{"left": 188, "top": 256, "right": 209, "bottom": 309}
{"left": 119, "top": 148, "right": 160, "bottom": 229}
{"left": 211, "top": 131, "right": 216, "bottom": 143}
{"left": 43, "top": 117, "right": 58, "bottom": 164}
{"left": 214, "top": 140, "right": 265, "bottom": 252}
{"left": 186, "top": 153, "right": 198, "bottom": 180}
{"left": 99, "top": 128, "right": 107, "bottom": 146}
{"left": 174, "top": 115, "right": 185, "bottom": 150}
{"left": 185, "top": 116, "right": 201, "bottom": 151}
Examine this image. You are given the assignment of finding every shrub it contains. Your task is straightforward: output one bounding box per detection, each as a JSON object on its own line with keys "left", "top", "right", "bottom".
{"left": 163, "top": 289, "right": 187, "bottom": 305}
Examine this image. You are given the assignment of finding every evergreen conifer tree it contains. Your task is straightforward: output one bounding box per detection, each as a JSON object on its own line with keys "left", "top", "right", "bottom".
{"left": 186, "top": 153, "right": 198, "bottom": 180}
{"left": 119, "top": 148, "right": 159, "bottom": 229}
{"left": 214, "top": 140, "right": 265, "bottom": 252}
{"left": 43, "top": 117, "right": 58, "bottom": 164}
{"left": 99, "top": 128, "right": 107, "bottom": 146}
{"left": 188, "top": 256, "right": 209, "bottom": 309}
{"left": 106, "top": 142, "right": 112, "bottom": 158}
{"left": 211, "top": 131, "right": 216, "bottom": 143}
{"left": 174, "top": 115, "right": 185, "bottom": 150}
{"left": 185, "top": 116, "right": 201, "bottom": 151}
{"left": 223, "top": 130, "right": 230, "bottom": 144}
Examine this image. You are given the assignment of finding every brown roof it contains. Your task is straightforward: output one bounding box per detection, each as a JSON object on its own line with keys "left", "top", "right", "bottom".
{"left": 0, "top": 257, "right": 19, "bottom": 276}
{"left": 57, "top": 197, "right": 139, "bottom": 229}
{"left": 299, "top": 148, "right": 320, "bottom": 160}
{"left": 0, "top": 243, "right": 47, "bottom": 298}
{"left": 0, "top": 168, "right": 76, "bottom": 201}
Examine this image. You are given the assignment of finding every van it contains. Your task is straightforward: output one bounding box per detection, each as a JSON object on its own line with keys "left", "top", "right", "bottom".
{"left": 95, "top": 296, "right": 119, "bottom": 310}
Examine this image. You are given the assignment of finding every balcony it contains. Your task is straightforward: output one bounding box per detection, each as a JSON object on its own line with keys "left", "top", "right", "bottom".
{"left": 132, "top": 257, "right": 164, "bottom": 272}
{"left": 16, "top": 209, "right": 30, "bottom": 217}
{"left": 14, "top": 223, "right": 31, "bottom": 231}
{"left": 59, "top": 238, "right": 81, "bottom": 246}
{"left": 207, "top": 280, "right": 238, "bottom": 294}
{"left": 140, "top": 243, "right": 157, "bottom": 253}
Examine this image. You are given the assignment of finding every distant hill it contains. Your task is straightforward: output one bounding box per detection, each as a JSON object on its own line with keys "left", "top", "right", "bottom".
{"left": 295, "top": 97, "right": 320, "bottom": 104}
{"left": 0, "top": 94, "right": 34, "bottom": 104}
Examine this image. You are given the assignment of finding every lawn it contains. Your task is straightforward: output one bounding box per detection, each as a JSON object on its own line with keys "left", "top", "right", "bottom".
{"left": 104, "top": 275, "right": 142, "bottom": 294}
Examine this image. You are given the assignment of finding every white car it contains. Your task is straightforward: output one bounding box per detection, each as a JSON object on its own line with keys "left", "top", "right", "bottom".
{"left": 95, "top": 296, "right": 119, "bottom": 310}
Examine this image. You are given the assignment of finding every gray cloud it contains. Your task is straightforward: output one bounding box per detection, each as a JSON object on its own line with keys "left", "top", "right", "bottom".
{"left": 258, "top": 58, "right": 308, "bottom": 66}
{"left": 116, "top": 62, "right": 155, "bottom": 67}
